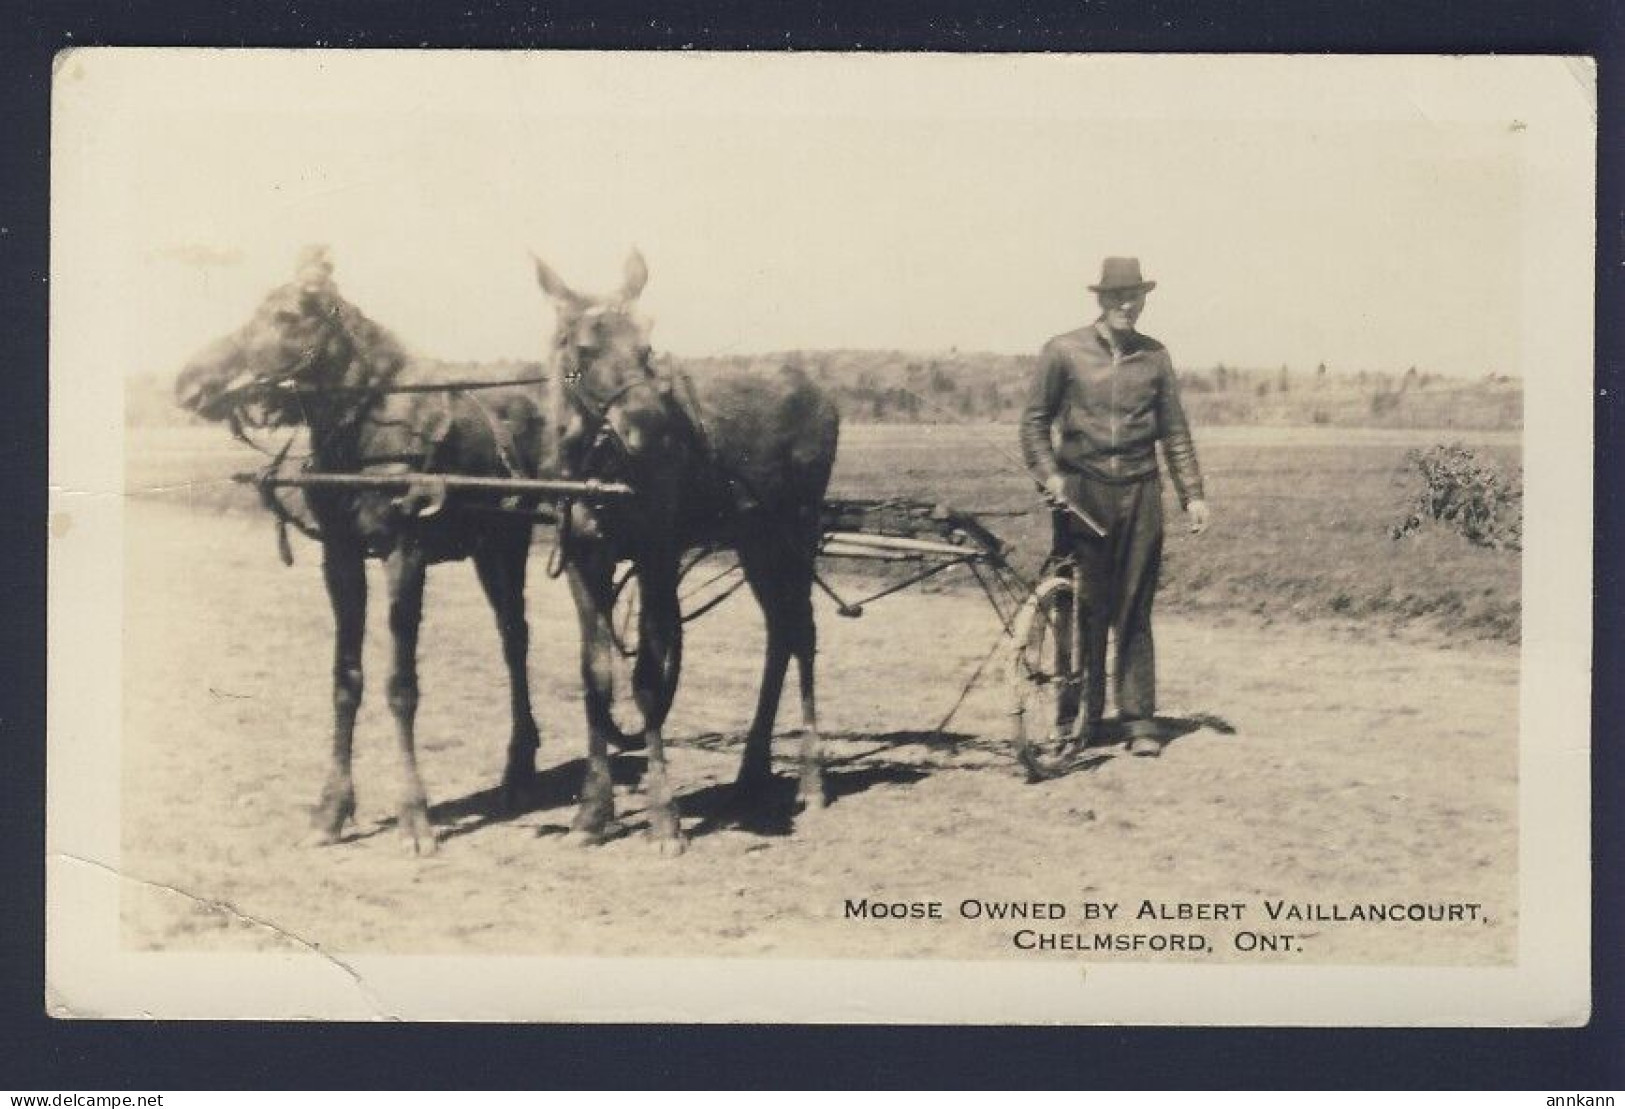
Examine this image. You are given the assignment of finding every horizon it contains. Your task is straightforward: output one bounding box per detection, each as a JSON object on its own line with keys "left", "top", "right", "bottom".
{"left": 125, "top": 341, "right": 1521, "bottom": 388}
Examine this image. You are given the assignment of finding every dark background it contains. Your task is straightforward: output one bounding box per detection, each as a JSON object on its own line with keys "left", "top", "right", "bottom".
{"left": 2, "top": 0, "right": 1620, "bottom": 1090}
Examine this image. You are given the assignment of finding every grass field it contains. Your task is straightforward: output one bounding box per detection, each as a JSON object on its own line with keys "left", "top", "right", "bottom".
{"left": 820, "top": 424, "right": 1521, "bottom": 642}
{"left": 117, "top": 420, "right": 1521, "bottom": 965}
{"left": 130, "top": 422, "right": 1520, "bottom": 643}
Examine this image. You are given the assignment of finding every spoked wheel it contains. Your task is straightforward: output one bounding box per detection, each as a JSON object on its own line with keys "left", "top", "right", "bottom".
{"left": 1009, "top": 568, "right": 1090, "bottom": 782}
{"left": 605, "top": 552, "right": 740, "bottom": 750}
{"left": 606, "top": 563, "right": 651, "bottom": 748}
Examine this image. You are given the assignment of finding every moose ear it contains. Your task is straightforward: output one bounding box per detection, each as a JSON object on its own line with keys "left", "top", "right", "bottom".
{"left": 531, "top": 252, "right": 579, "bottom": 304}
{"left": 619, "top": 248, "right": 649, "bottom": 303}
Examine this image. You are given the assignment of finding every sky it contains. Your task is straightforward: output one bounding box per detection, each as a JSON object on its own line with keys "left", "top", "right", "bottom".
{"left": 53, "top": 51, "right": 1552, "bottom": 380}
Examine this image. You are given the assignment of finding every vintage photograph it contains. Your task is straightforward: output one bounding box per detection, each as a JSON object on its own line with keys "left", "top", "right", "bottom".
{"left": 47, "top": 51, "right": 1593, "bottom": 1022}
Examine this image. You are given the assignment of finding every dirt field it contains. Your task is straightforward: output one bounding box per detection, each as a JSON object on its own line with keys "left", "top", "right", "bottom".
{"left": 118, "top": 425, "right": 1520, "bottom": 964}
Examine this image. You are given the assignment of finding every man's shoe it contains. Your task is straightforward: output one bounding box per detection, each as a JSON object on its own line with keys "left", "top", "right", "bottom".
{"left": 1128, "top": 735, "right": 1163, "bottom": 758}
{"left": 1049, "top": 720, "right": 1092, "bottom": 751}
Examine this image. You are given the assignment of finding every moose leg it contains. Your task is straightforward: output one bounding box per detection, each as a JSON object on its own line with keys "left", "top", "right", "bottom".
{"left": 564, "top": 540, "right": 619, "bottom": 845}
{"left": 787, "top": 584, "right": 826, "bottom": 813}
{"left": 778, "top": 513, "right": 826, "bottom": 813}
{"left": 385, "top": 545, "right": 435, "bottom": 855}
{"left": 306, "top": 541, "right": 366, "bottom": 846}
{"left": 734, "top": 535, "right": 795, "bottom": 800}
{"left": 632, "top": 556, "right": 684, "bottom": 853}
{"left": 738, "top": 629, "right": 791, "bottom": 796}
{"left": 474, "top": 526, "right": 541, "bottom": 811}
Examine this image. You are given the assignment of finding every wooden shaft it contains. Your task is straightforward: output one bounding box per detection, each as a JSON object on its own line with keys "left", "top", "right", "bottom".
{"left": 819, "top": 541, "right": 918, "bottom": 562}
{"left": 822, "top": 530, "right": 982, "bottom": 559}
{"left": 235, "top": 470, "right": 634, "bottom": 499}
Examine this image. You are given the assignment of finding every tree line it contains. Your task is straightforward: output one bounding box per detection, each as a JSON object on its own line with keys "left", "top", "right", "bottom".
{"left": 125, "top": 351, "right": 1523, "bottom": 430}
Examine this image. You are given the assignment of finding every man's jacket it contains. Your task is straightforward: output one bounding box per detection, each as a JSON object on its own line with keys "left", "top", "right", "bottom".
{"left": 1018, "top": 322, "right": 1204, "bottom": 507}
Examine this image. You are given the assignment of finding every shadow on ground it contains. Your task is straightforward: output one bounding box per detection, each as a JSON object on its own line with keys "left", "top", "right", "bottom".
{"left": 350, "top": 753, "right": 647, "bottom": 845}
{"left": 1018, "top": 712, "right": 1239, "bottom": 781}
{"left": 675, "top": 762, "right": 931, "bottom": 840}
{"left": 353, "top": 715, "right": 1233, "bottom": 845}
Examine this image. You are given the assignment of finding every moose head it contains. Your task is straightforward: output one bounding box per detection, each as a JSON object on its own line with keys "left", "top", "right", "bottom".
{"left": 175, "top": 246, "right": 405, "bottom": 427}
{"left": 531, "top": 249, "right": 666, "bottom": 476}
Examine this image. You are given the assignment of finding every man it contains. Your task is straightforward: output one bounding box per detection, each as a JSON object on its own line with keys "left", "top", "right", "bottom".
{"left": 1018, "top": 257, "right": 1210, "bottom": 757}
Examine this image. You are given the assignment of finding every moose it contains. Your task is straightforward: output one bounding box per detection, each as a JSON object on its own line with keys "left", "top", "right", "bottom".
{"left": 175, "top": 247, "right": 548, "bottom": 854}
{"left": 532, "top": 250, "right": 841, "bottom": 852}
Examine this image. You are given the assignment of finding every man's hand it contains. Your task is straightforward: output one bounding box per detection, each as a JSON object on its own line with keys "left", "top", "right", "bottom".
{"left": 1043, "top": 473, "right": 1069, "bottom": 503}
{"left": 1186, "top": 499, "right": 1211, "bottom": 535}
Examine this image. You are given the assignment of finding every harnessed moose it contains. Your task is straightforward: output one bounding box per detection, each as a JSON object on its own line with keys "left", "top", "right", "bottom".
{"left": 533, "top": 250, "right": 841, "bottom": 852}
{"left": 181, "top": 247, "right": 1054, "bottom": 857}
{"left": 175, "top": 247, "right": 551, "bottom": 854}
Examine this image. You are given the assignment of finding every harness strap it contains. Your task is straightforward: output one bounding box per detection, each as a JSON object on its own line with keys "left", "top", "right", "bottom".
{"left": 458, "top": 388, "right": 525, "bottom": 477}
{"left": 228, "top": 402, "right": 304, "bottom": 459}
{"left": 666, "top": 368, "right": 756, "bottom": 511}
{"left": 546, "top": 502, "right": 571, "bottom": 579}
{"left": 667, "top": 368, "right": 715, "bottom": 461}
{"left": 558, "top": 373, "right": 651, "bottom": 483}
{"left": 253, "top": 445, "right": 323, "bottom": 566}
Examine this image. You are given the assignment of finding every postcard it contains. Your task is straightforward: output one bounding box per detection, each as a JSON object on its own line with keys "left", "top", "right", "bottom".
{"left": 47, "top": 50, "right": 1593, "bottom": 1023}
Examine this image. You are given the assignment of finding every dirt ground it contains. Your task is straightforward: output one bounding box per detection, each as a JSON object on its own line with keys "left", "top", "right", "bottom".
{"left": 119, "top": 497, "right": 1518, "bottom": 965}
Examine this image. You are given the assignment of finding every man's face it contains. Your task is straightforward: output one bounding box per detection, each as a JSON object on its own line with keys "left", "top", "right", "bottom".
{"left": 1098, "top": 289, "right": 1147, "bottom": 333}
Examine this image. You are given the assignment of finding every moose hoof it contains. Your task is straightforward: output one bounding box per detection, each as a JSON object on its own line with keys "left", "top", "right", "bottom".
{"left": 647, "top": 805, "right": 685, "bottom": 855}
{"left": 298, "top": 825, "right": 345, "bottom": 849}
{"left": 397, "top": 800, "right": 437, "bottom": 856}
{"left": 797, "top": 774, "right": 829, "bottom": 812}
{"left": 570, "top": 790, "right": 616, "bottom": 845}
{"left": 304, "top": 784, "right": 356, "bottom": 846}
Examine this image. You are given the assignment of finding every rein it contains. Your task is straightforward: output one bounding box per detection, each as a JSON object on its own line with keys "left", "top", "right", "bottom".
{"left": 563, "top": 374, "right": 650, "bottom": 442}
{"left": 543, "top": 353, "right": 666, "bottom": 579}
{"left": 220, "top": 373, "right": 550, "bottom": 406}
{"left": 225, "top": 308, "right": 547, "bottom": 565}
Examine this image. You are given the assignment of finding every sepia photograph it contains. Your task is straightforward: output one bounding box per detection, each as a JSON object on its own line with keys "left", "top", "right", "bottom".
{"left": 46, "top": 50, "right": 1594, "bottom": 1023}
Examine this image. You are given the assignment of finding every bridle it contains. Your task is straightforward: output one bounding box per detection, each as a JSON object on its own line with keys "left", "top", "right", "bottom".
{"left": 219, "top": 294, "right": 410, "bottom": 563}
{"left": 565, "top": 373, "right": 655, "bottom": 466}
{"left": 544, "top": 324, "right": 679, "bottom": 577}
{"left": 549, "top": 311, "right": 667, "bottom": 476}
{"left": 219, "top": 295, "right": 398, "bottom": 460}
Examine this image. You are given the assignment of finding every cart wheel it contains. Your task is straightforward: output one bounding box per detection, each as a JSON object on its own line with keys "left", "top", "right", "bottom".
{"left": 604, "top": 564, "right": 679, "bottom": 749}
{"left": 610, "top": 563, "right": 642, "bottom": 660}
{"left": 1009, "top": 572, "right": 1087, "bottom": 781}
{"left": 606, "top": 564, "right": 648, "bottom": 746}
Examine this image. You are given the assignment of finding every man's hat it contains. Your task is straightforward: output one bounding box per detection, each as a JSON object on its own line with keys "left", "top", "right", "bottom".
{"left": 1089, "top": 257, "right": 1156, "bottom": 294}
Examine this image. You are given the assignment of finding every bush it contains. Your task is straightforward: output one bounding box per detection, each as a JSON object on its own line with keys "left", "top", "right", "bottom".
{"left": 1391, "top": 444, "right": 1522, "bottom": 551}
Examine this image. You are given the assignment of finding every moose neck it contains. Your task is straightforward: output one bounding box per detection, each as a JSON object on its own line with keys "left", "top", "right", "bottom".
{"left": 295, "top": 299, "right": 406, "bottom": 470}
{"left": 299, "top": 354, "right": 395, "bottom": 472}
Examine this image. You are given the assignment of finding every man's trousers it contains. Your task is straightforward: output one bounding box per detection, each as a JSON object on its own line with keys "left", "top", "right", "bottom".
{"left": 1051, "top": 470, "right": 1165, "bottom": 740}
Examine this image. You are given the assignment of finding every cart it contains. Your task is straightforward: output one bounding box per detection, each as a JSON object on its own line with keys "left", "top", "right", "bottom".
{"left": 234, "top": 435, "right": 1093, "bottom": 782}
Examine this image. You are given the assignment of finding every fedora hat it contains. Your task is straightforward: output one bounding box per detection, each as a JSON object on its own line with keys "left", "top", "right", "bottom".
{"left": 1089, "top": 257, "right": 1157, "bottom": 294}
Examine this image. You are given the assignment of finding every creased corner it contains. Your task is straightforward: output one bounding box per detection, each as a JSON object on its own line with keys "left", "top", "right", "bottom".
{"left": 54, "top": 851, "right": 402, "bottom": 1021}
